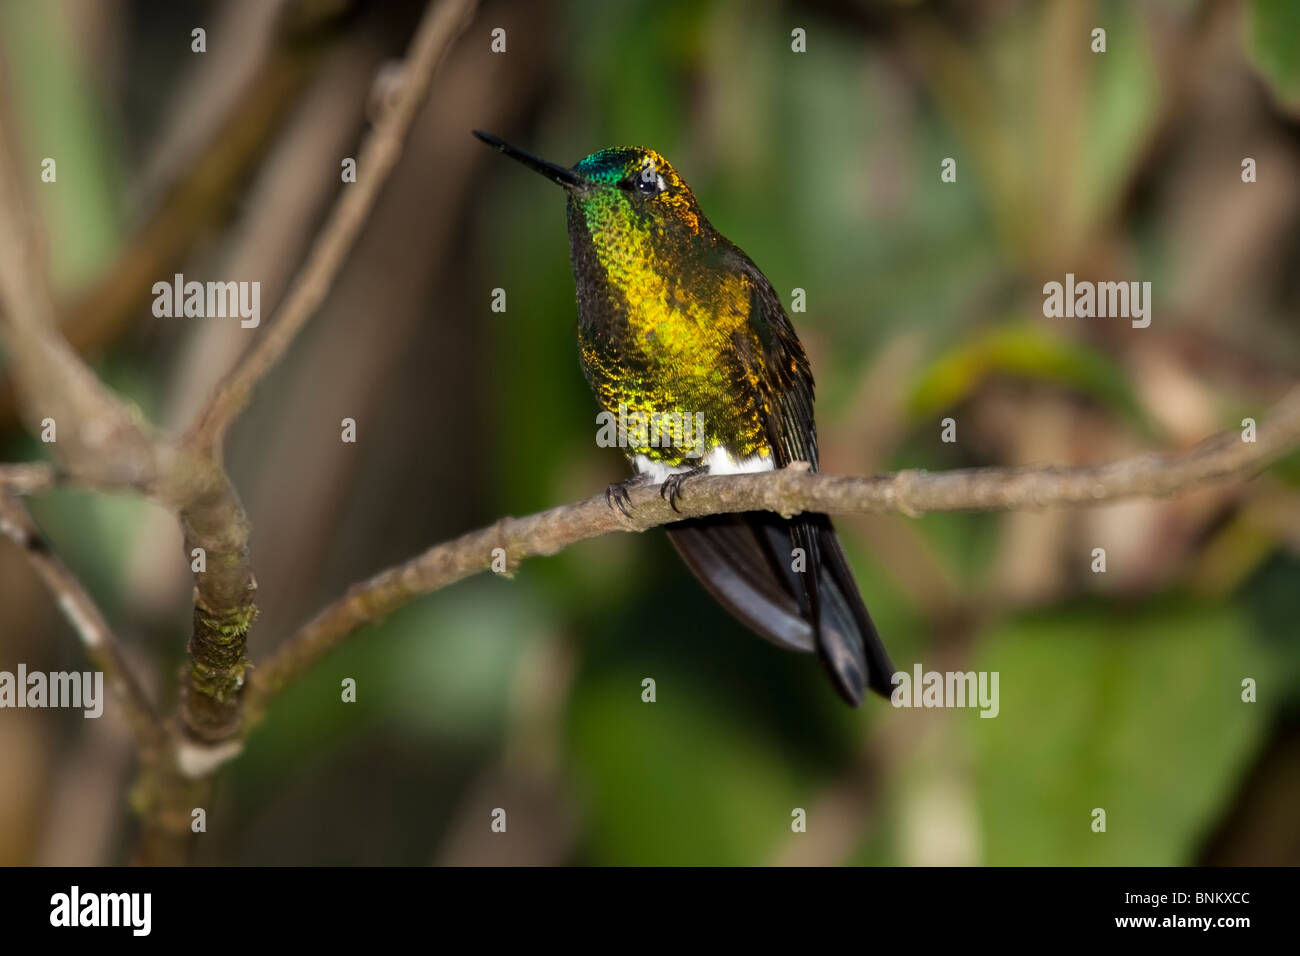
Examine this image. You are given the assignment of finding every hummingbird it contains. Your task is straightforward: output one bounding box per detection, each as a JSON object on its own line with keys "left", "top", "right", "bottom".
{"left": 474, "top": 131, "right": 894, "bottom": 704}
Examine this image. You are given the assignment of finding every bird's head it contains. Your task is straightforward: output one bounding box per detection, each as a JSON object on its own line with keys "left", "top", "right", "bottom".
{"left": 473, "top": 132, "right": 708, "bottom": 246}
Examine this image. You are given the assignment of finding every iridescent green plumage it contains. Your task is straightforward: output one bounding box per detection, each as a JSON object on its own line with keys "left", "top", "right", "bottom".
{"left": 565, "top": 146, "right": 801, "bottom": 467}
{"left": 474, "top": 131, "right": 893, "bottom": 704}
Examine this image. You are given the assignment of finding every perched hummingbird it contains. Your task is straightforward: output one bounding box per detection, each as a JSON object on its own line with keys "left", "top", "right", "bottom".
{"left": 474, "top": 131, "right": 894, "bottom": 704}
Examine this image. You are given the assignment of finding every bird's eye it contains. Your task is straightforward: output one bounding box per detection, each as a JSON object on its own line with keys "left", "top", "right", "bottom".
{"left": 629, "top": 161, "right": 667, "bottom": 196}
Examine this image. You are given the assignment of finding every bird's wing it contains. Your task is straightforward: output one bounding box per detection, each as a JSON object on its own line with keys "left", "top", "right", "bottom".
{"left": 667, "top": 243, "right": 892, "bottom": 702}
{"left": 729, "top": 250, "right": 893, "bottom": 702}
{"left": 662, "top": 253, "right": 823, "bottom": 655}
{"left": 727, "top": 257, "right": 819, "bottom": 471}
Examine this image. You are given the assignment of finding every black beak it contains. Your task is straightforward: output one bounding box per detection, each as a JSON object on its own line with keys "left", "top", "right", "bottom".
{"left": 473, "top": 130, "right": 588, "bottom": 192}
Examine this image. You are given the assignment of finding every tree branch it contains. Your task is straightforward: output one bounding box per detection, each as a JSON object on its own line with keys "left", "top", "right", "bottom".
{"left": 0, "top": 0, "right": 485, "bottom": 865}
{"left": 185, "top": 0, "right": 479, "bottom": 456}
{"left": 244, "top": 386, "right": 1300, "bottom": 727}
{"left": 0, "top": 71, "right": 253, "bottom": 743}
{"left": 0, "top": 462, "right": 59, "bottom": 495}
{"left": 0, "top": 495, "right": 163, "bottom": 748}
{"left": 161, "top": 0, "right": 478, "bottom": 747}
{"left": 0, "top": 118, "right": 169, "bottom": 493}
{"left": 0, "top": 0, "right": 364, "bottom": 433}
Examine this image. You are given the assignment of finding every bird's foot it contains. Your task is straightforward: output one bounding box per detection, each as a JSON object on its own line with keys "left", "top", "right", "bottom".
{"left": 604, "top": 473, "right": 651, "bottom": 517}
{"left": 660, "top": 465, "right": 709, "bottom": 513}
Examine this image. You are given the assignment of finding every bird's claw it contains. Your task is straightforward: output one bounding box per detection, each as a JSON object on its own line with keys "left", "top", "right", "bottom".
{"left": 604, "top": 474, "right": 649, "bottom": 518}
{"left": 605, "top": 483, "right": 633, "bottom": 517}
{"left": 659, "top": 466, "right": 708, "bottom": 514}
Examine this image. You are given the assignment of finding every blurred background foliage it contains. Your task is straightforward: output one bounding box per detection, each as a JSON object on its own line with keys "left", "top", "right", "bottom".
{"left": 0, "top": 0, "right": 1298, "bottom": 865}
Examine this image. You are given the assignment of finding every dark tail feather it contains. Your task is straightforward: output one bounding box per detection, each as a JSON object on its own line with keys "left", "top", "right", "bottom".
{"left": 666, "top": 512, "right": 894, "bottom": 704}
{"left": 666, "top": 514, "right": 815, "bottom": 652}
{"left": 809, "top": 515, "right": 895, "bottom": 702}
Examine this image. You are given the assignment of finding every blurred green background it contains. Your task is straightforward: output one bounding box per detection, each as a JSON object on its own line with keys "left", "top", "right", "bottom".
{"left": 0, "top": 0, "right": 1298, "bottom": 865}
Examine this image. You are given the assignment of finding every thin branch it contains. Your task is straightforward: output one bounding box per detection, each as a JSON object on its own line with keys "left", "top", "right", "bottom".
{"left": 244, "top": 387, "right": 1300, "bottom": 727}
{"left": 0, "top": 0, "right": 482, "bottom": 760}
{"left": 186, "top": 0, "right": 479, "bottom": 455}
{"left": 0, "top": 495, "right": 163, "bottom": 748}
{"left": 166, "top": 0, "right": 478, "bottom": 745}
{"left": 0, "top": 80, "right": 245, "bottom": 744}
{"left": 0, "top": 113, "right": 168, "bottom": 492}
{"left": 0, "top": 462, "right": 59, "bottom": 495}
{"left": 0, "top": 0, "right": 362, "bottom": 433}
